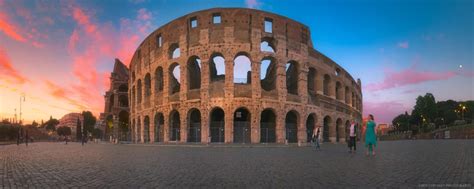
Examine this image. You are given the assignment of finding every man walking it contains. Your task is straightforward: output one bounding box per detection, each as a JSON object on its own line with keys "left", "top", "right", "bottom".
{"left": 348, "top": 120, "right": 357, "bottom": 153}
{"left": 312, "top": 127, "right": 321, "bottom": 150}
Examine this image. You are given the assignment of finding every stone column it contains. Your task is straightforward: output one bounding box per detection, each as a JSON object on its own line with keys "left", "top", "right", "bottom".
{"left": 225, "top": 107, "right": 234, "bottom": 143}
{"left": 329, "top": 116, "right": 337, "bottom": 143}
{"left": 276, "top": 110, "right": 285, "bottom": 143}
{"left": 150, "top": 115, "right": 155, "bottom": 144}
{"left": 163, "top": 112, "right": 170, "bottom": 143}
{"left": 201, "top": 108, "right": 210, "bottom": 144}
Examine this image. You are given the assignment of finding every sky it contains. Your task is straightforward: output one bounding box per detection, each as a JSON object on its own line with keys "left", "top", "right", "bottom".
{"left": 0, "top": 0, "right": 473, "bottom": 124}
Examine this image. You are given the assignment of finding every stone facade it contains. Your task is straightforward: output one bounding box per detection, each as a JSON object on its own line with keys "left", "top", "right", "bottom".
{"left": 100, "top": 59, "right": 130, "bottom": 141}
{"left": 129, "top": 8, "right": 363, "bottom": 144}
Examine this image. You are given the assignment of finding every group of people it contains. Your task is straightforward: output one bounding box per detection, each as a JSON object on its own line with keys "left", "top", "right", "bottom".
{"left": 310, "top": 114, "right": 377, "bottom": 156}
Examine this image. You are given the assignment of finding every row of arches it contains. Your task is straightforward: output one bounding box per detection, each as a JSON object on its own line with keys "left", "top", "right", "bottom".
{"left": 131, "top": 108, "right": 357, "bottom": 144}
{"left": 130, "top": 53, "right": 362, "bottom": 110}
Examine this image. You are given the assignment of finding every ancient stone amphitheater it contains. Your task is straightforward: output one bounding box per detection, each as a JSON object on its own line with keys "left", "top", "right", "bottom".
{"left": 129, "top": 8, "right": 362, "bottom": 144}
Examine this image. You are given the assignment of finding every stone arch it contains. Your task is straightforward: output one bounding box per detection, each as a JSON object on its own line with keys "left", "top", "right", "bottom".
{"left": 155, "top": 67, "right": 163, "bottom": 93}
{"left": 336, "top": 118, "right": 343, "bottom": 142}
{"left": 233, "top": 52, "right": 252, "bottom": 84}
{"left": 169, "top": 110, "right": 180, "bottom": 141}
{"left": 154, "top": 112, "right": 164, "bottom": 142}
{"left": 260, "top": 56, "right": 277, "bottom": 91}
{"left": 137, "top": 116, "right": 141, "bottom": 143}
{"left": 345, "top": 120, "right": 351, "bottom": 140}
{"left": 209, "top": 52, "right": 225, "bottom": 82}
{"left": 323, "top": 116, "right": 331, "bottom": 142}
{"left": 307, "top": 67, "right": 317, "bottom": 93}
{"left": 108, "top": 94, "right": 114, "bottom": 112}
{"left": 306, "top": 113, "right": 317, "bottom": 142}
{"left": 118, "top": 111, "right": 129, "bottom": 141}
{"left": 144, "top": 73, "right": 151, "bottom": 98}
{"left": 323, "top": 74, "right": 331, "bottom": 96}
{"left": 118, "top": 84, "right": 128, "bottom": 92}
{"left": 285, "top": 110, "right": 299, "bottom": 143}
{"left": 260, "top": 108, "right": 276, "bottom": 143}
{"left": 169, "top": 63, "right": 180, "bottom": 95}
{"left": 286, "top": 60, "right": 299, "bottom": 95}
{"left": 233, "top": 107, "right": 251, "bottom": 143}
{"left": 260, "top": 37, "right": 276, "bottom": 53}
{"left": 187, "top": 108, "right": 201, "bottom": 142}
{"left": 131, "top": 85, "right": 135, "bottom": 107}
{"left": 336, "top": 81, "right": 342, "bottom": 100}
{"left": 345, "top": 86, "right": 350, "bottom": 104}
{"left": 118, "top": 95, "right": 128, "bottom": 107}
{"left": 187, "top": 56, "right": 201, "bottom": 90}
{"left": 209, "top": 107, "right": 225, "bottom": 143}
{"left": 143, "top": 115, "right": 150, "bottom": 143}
{"left": 169, "top": 43, "right": 180, "bottom": 59}
{"left": 137, "top": 79, "right": 142, "bottom": 103}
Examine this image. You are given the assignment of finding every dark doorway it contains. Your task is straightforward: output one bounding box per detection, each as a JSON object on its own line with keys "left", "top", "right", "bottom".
{"left": 188, "top": 109, "right": 201, "bottom": 143}
{"left": 285, "top": 111, "right": 298, "bottom": 143}
{"left": 233, "top": 108, "right": 251, "bottom": 143}
{"left": 170, "top": 111, "right": 180, "bottom": 141}
{"left": 210, "top": 108, "right": 225, "bottom": 143}
{"left": 154, "top": 113, "right": 164, "bottom": 142}
{"left": 144, "top": 116, "right": 150, "bottom": 143}
{"left": 260, "top": 109, "right": 276, "bottom": 143}
{"left": 323, "top": 116, "right": 331, "bottom": 142}
{"left": 306, "top": 114, "right": 316, "bottom": 142}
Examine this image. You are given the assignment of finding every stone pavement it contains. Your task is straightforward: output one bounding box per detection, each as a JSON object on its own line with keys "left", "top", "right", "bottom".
{"left": 0, "top": 140, "right": 472, "bottom": 188}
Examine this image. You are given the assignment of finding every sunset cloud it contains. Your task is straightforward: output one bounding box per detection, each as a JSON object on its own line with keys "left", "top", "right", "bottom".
{"left": 364, "top": 64, "right": 470, "bottom": 91}
{"left": 0, "top": 12, "right": 26, "bottom": 42}
{"left": 0, "top": 46, "right": 28, "bottom": 84}
{"left": 363, "top": 101, "right": 408, "bottom": 124}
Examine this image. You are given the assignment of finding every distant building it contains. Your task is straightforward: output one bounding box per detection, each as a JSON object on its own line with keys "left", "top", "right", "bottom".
{"left": 99, "top": 59, "right": 130, "bottom": 141}
{"left": 57, "top": 113, "right": 84, "bottom": 139}
{"left": 376, "top": 123, "right": 392, "bottom": 136}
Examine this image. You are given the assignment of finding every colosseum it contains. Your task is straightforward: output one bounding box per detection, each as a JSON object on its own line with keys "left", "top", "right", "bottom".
{"left": 129, "top": 8, "right": 363, "bottom": 144}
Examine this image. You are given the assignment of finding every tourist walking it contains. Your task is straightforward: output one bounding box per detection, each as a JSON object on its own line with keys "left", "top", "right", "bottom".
{"left": 365, "top": 114, "right": 377, "bottom": 156}
{"left": 348, "top": 121, "right": 357, "bottom": 153}
{"left": 312, "top": 127, "right": 321, "bottom": 150}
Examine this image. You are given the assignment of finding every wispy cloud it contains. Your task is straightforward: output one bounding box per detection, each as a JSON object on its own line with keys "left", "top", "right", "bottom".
{"left": 245, "top": 0, "right": 261, "bottom": 9}
{"left": 363, "top": 101, "right": 408, "bottom": 124}
{"left": 397, "top": 41, "right": 409, "bottom": 48}
{"left": 0, "top": 46, "right": 28, "bottom": 84}
{"left": 0, "top": 12, "right": 26, "bottom": 42}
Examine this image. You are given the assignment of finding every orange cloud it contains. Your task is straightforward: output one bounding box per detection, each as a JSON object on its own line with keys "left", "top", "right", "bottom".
{"left": 0, "top": 46, "right": 28, "bottom": 84}
{"left": 0, "top": 12, "right": 26, "bottom": 42}
{"left": 44, "top": 80, "right": 89, "bottom": 110}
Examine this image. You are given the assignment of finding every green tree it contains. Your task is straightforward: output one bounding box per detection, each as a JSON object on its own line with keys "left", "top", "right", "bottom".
{"left": 436, "top": 100, "right": 458, "bottom": 125}
{"left": 42, "top": 117, "right": 59, "bottom": 131}
{"left": 57, "top": 126, "right": 71, "bottom": 136}
{"left": 392, "top": 111, "right": 411, "bottom": 132}
{"left": 82, "top": 111, "right": 96, "bottom": 135}
{"left": 76, "top": 118, "right": 82, "bottom": 139}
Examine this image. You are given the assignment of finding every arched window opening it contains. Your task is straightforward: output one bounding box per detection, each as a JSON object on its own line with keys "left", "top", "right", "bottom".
{"left": 307, "top": 67, "right": 316, "bottom": 93}
{"left": 209, "top": 53, "right": 225, "bottom": 82}
{"left": 187, "top": 56, "right": 202, "bottom": 90}
{"left": 260, "top": 109, "right": 276, "bottom": 143}
{"left": 336, "top": 81, "right": 342, "bottom": 100}
{"left": 233, "top": 54, "right": 251, "bottom": 84}
{"left": 323, "top": 74, "right": 331, "bottom": 96}
{"left": 260, "top": 57, "right": 277, "bottom": 91}
{"left": 118, "top": 84, "right": 128, "bottom": 92}
{"left": 210, "top": 107, "right": 225, "bottom": 143}
{"left": 233, "top": 107, "right": 251, "bottom": 144}
{"left": 144, "top": 73, "right": 151, "bottom": 97}
{"left": 169, "top": 63, "right": 180, "bottom": 94}
{"left": 118, "top": 95, "right": 128, "bottom": 107}
{"left": 169, "top": 43, "right": 180, "bottom": 59}
{"left": 155, "top": 67, "right": 163, "bottom": 92}
{"left": 285, "top": 111, "right": 298, "bottom": 143}
{"left": 137, "top": 80, "right": 142, "bottom": 103}
{"left": 260, "top": 37, "right": 275, "bottom": 53}
{"left": 286, "top": 61, "right": 298, "bottom": 95}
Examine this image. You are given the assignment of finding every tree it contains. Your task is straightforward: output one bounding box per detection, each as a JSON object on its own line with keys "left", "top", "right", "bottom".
{"left": 92, "top": 128, "right": 103, "bottom": 139}
{"left": 76, "top": 118, "right": 82, "bottom": 140}
{"left": 42, "top": 117, "right": 59, "bottom": 131}
{"left": 436, "top": 100, "right": 458, "bottom": 125}
{"left": 82, "top": 111, "right": 96, "bottom": 135}
{"left": 57, "top": 126, "right": 72, "bottom": 136}
{"left": 392, "top": 111, "right": 411, "bottom": 132}
{"left": 31, "top": 120, "right": 38, "bottom": 127}
{"left": 411, "top": 93, "right": 437, "bottom": 132}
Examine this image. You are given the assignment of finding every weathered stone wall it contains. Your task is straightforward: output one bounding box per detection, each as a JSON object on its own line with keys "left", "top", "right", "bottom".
{"left": 129, "top": 8, "right": 363, "bottom": 144}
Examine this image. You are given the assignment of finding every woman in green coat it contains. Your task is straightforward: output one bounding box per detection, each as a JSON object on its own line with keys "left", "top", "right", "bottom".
{"left": 365, "top": 114, "right": 377, "bottom": 156}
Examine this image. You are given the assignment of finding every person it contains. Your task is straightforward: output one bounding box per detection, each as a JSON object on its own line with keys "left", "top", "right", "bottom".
{"left": 312, "top": 127, "right": 321, "bottom": 150}
{"left": 365, "top": 114, "right": 377, "bottom": 156}
{"left": 25, "top": 130, "right": 28, "bottom": 146}
{"left": 348, "top": 120, "right": 357, "bottom": 153}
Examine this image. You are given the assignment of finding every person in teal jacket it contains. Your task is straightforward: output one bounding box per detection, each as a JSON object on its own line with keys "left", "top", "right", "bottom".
{"left": 365, "top": 114, "right": 377, "bottom": 156}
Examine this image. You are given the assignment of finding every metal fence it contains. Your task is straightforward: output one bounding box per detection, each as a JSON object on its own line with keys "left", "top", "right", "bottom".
{"left": 170, "top": 128, "right": 180, "bottom": 141}
{"left": 234, "top": 121, "right": 250, "bottom": 143}
{"left": 285, "top": 123, "right": 297, "bottom": 143}
{"left": 188, "top": 123, "right": 201, "bottom": 142}
{"left": 260, "top": 123, "right": 276, "bottom": 143}
{"left": 210, "top": 121, "right": 225, "bottom": 143}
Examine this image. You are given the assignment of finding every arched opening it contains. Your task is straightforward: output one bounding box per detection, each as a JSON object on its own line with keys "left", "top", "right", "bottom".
{"left": 137, "top": 79, "right": 142, "bottom": 103}
{"left": 143, "top": 116, "right": 150, "bottom": 143}
{"left": 132, "top": 71, "right": 135, "bottom": 81}
{"left": 260, "top": 57, "right": 277, "bottom": 91}
{"left": 336, "top": 81, "right": 342, "bottom": 100}
{"left": 169, "top": 43, "right": 180, "bottom": 59}
{"left": 285, "top": 111, "right": 298, "bottom": 143}
{"left": 233, "top": 53, "right": 251, "bottom": 84}
{"left": 260, "top": 37, "right": 275, "bottom": 53}
{"left": 336, "top": 118, "right": 343, "bottom": 142}
{"left": 137, "top": 116, "right": 141, "bottom": 142}
{"left": 118, "top": 111, "right": 129, "bottom": 141}
{"left": 144, "top": 73, "right": 151, "bottom": 98}
{"left": 306, "top": 114, "right": 316, "bottom": 142}
{"left": 345, "top": 86, "right": 350, "bottom": 104}
{"left": 286, "top": 61, "right": 298, "bottom": 95}
{"left": 345, "top": 120, "right": 351, "bottom": 141}
{"left": 188, "top": 108, "right": 201, "bottom": 143}
{"left": 323, "top": 116, "right": 331, "bottom": 142}
{"left": 209, "top": 53, "right": 225, "bottom": 82}
{"left": 169, "top": 63, "right": 180, "bottom": 95}
{"left": 335, "top": 68, "right": 341, "bottom": 76}
{"left": 119, "top": 95, "right": 128, "bottom": 107}
{"left": 155, "top": 67, "right": 163, "bottom": 93}
{"left": 187, "top": 56, "right": 202, "bottom": 90}
{"left": 323, "top": 74, "right": 331, "bottom": 96}
{"left": 105, "top": 115, "right": 113, "bottom": 140}
{"left": 210, "top": 107, "right": 225, "bottom": 143}
{"left": 352, "top": 92, "right": 356, "bottom": 107}
{"left": 118, "top": 84, "right": 128, "bottom": 92}
{"left": 169, "top": 110, "right": 180, "bottom": 141}
{"left": 260, "top": 109, "right": 276, "bottom": 143}
{"left": 307, "top": 67, "right": 316, "bottom": 93}
{"left": 131, "top": 85, "right": 135, "bottom": 107}
{"left": 154, "top": 113, "right": 164, "bottom": 142}
{"left": 108, "top": 94, "right": 114, "bottom": 112}
{"left": 233, "top": 107, "right": 251, "bottom": 143}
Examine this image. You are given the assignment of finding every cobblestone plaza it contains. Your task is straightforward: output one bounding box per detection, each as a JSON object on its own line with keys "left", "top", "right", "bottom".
{"left": 1, "top": 140, "right": 473, "bottom": 188}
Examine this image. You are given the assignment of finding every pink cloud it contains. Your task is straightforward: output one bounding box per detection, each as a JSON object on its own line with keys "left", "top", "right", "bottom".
{"left": 0, "top": 12, "right": 26, "bottom": 42}
{"left": 363, "top": 101, "right": 408, "bottom": 124}
{"left": 364, "top": 64, "right": 468, "bottom": 91}
{"left": 0, "top": 46, "right": 28, "bottom": 84}
{"left": 397, "top": 41, "right": 409, "bottom": 48}
{"left": 246, "top": 0, "right": 261, "bottom": 9}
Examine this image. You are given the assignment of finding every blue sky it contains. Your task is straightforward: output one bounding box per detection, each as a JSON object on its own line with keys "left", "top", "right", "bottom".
{"left": 0, "top": 0, "right": 472, "bottom": 124}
